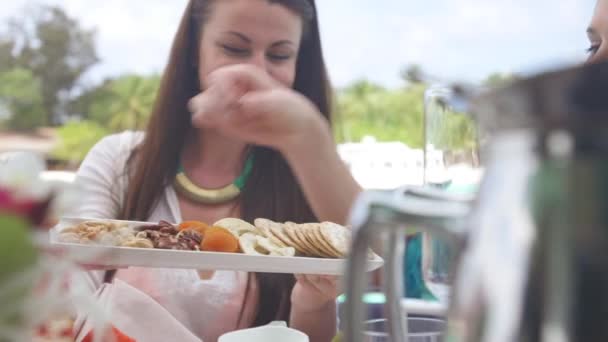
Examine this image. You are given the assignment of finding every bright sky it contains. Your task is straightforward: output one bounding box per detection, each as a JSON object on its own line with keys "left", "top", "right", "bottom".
{"left": 0, "top": 0, "right": 597, "bottom": 88}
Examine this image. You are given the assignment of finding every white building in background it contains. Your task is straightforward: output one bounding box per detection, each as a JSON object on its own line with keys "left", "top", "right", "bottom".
{"left": 337, "top": 136, "right": 446, "bottom": 190}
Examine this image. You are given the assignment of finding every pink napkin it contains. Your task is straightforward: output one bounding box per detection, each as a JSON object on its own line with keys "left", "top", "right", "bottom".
{"left": 75, "top": 279, "right": 202, "bottom": 342}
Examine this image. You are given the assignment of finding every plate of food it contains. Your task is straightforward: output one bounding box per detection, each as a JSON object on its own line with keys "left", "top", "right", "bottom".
{"left": 49, "top": 217, "right": 383, "bottom": 275}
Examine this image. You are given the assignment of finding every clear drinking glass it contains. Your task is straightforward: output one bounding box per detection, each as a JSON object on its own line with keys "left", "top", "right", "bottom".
{"left": 421, "top": 85, "right": 481, "bottom": 296}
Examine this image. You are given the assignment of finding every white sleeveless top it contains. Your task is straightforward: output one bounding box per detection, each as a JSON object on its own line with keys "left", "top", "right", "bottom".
{"left": 70, "top": 131, "right": 257, "bottom": 342}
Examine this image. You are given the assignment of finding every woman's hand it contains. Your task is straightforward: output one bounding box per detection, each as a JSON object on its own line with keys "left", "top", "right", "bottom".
{"left": 189, "top": 64, "right": 329, "bottom": 155}
{"left": 291, "top": 274, "right": 340, "bottom": 313}
{"left": 191, "top": 64, "right": 361, "bottom": 225}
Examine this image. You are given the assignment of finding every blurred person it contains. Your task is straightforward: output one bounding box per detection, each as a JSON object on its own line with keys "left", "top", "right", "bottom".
{"left": 587, "top": 0, "right": 608, "bottom": 63}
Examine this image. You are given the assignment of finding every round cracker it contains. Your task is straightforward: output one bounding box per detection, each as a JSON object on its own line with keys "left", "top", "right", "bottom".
{"left": 294, "top": 223, "right": 327, "bottom": 257}
{"left": 283, "top": 222, "right": 316, "bottom": 256}
{"left": 268, "top": 221, "right": 306, "bottom": 254}
{"left": 254, "top": 218, "right": 287, "bottom": 248}
{"left": 310, "top": 224, "right": 344, "bottom": 258}
{"left": 301, "top": 224, "right": 335, "bottom": 258}
{"left": 281, "top": 223, "right": 308, "bottom": 255}
{"left": 319, "top": 222, "right": 351, "bottom": 257}
{"left": 290, "top": 222, "right": 324, "bottom": 257}
{"left": 294, "top": 226, "right": 320, "bottom": 256}
{"left": 309, "top": 224, "right": 343, "bottom": 258}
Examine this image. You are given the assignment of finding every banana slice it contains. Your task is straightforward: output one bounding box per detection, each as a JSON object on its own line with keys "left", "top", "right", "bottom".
{"left": 270, "top": 246, "right": 296, "bottom": 257}
{"left": 214, "top": 218, "right": 261, "bottom": 238}
{"left": 256, "top": 236, "right": 295, "bottom": 257}
{"left": 239, "top": 233, "right": 269, "bottom": 255}
{"left": 239, "top": 233, "right": 295, "bottom": 257}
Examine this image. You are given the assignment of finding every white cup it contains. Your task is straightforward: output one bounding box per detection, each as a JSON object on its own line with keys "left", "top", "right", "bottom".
{"left": 219, "top": 321, "right": 309, "bottom": 342}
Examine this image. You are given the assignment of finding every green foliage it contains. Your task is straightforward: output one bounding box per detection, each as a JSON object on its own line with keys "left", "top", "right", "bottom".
{"left": 426, "top": 101, "right": 477, "bottom": 151}
{"left": 86, "top": 74, "right": 161, "bottom": 131}
{"left": 2, "top": 5, "right": 98, "bottom": 125}
{"left": 52, "top": 73, "right": 160, "bottom": 163}
{"left": 334, "top": 80, "right": 426, "bottom": 148}
{"left": 51, "top": 120, "right": 109, "bottom": 162}
{"left": 484, "top": 72, "right": 520, "bottom": 87}
{"left": 334, "top": 70, "right": 479, "bottom": 152}
{"left": 0, "top": 39, "right": 16, "bottom": 73}
{"left": 0, "top": 68, "right": 46, "bottom": 130}
{"left": 0, "top": 5, "right": 488, "bottom": 164}
{"left": 0, "top": 215, "right": 38, "bottom": 285}
{"left": 0, "top": 215, "right": 38, "bottom": 330}
{"left": 67, "top": 79, "right": 114, "bottom": 121}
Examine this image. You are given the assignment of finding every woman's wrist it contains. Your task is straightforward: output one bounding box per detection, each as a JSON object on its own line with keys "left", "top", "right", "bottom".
{"left": 290, "top": 294, "right": 338, "bottom": 342}
{"left": 291, "top": 296, "right": 336, "bottom": 315}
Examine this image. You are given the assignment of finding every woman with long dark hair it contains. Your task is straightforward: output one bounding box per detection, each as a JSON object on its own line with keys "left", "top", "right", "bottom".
{"left": 587, "top": 0, "right": 608, "bottom": 63}
{"left": 73, "top": 0, "right": 361, "bottom": 341}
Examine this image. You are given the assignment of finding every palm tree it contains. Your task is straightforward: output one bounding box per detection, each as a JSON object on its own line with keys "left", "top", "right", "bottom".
{"left": 106, "top": 75, "right": 160, "bottom": 131}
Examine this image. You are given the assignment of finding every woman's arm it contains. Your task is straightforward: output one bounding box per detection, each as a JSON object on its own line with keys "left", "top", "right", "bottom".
{"left": 280, "top": 116, "right": 362, "bottom": 225}
{"left": 289, "top": 275, "right": 339, "bottom": 342}
{"left": 282, "top": 120, "right": 358, "bottom": 340}
{"left": 290, "top": 301, "right": 337, "bottom": 342}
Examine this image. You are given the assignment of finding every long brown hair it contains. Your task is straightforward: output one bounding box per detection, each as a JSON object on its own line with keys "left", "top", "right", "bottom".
{"left": 118, "top": 0, "right": 333, "bottom": 327}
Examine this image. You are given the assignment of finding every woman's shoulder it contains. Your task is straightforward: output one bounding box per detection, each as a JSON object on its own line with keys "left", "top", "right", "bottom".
{"left": 95, "top": 131, "right": 145, "bottom": 153}
{"left": 80, "top": 130, "right": 145, "bottom": 172}
{"left": 87, "top": 131, "right": 144, "bottom": 160}
{"left": 73, "top": 131, "right": 145, "bottom": 218}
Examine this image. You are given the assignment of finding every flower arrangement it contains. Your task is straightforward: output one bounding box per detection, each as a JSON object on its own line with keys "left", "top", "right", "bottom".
{"left": 0, "top": 152, "right": 134, "bottom": 342}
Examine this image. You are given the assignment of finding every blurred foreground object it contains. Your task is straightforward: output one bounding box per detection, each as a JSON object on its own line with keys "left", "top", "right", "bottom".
{"left": 0, "top": 152, "right": 132, "bottom": 342}
{"left": 344, "top": 60, "right": 608, "bottom": 342}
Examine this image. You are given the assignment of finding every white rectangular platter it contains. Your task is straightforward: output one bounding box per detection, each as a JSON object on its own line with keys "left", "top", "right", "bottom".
{"left": 50, "top": 217, "right": 384, "bottom": 276}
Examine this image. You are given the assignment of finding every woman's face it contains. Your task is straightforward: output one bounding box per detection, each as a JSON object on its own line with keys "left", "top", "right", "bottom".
{"left": 198, "top": 0, "right": 303, "bottom": 89}
{"left": 587, "top": 0, "right": 608, "bottom": 63}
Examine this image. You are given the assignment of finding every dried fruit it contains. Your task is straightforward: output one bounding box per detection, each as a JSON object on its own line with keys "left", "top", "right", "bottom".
{"left": 178, "top": 220, "right": 210, "bottom": 236}
{"left": 201, "top": 226, "right": 239, "bottom": 253}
